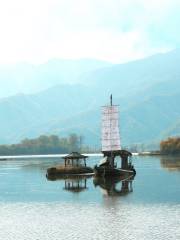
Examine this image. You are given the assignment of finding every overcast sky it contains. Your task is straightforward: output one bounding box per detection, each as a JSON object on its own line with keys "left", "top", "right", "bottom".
{"left": 0, "top": 0, "right": 179, "bottom": 64}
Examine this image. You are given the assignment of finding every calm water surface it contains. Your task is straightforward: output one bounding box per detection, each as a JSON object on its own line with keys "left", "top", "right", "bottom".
{"left": 0, "top": 156, "right": 179, "bottom": 240}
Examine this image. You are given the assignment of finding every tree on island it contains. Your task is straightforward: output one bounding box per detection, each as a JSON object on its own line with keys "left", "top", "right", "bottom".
{"left": 160, "top": 137, "right": 180, "bottom": 155}
{"left": 0, "top": 134, "right": 92, "bottom": 156}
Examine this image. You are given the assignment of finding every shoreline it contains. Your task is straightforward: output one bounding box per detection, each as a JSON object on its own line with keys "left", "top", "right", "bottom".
{"left": 1, "top": 152, "right": 180, "bottom": 160}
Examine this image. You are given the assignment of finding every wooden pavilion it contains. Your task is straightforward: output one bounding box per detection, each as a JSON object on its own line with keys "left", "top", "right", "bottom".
{"left": 47, "top": 152, "right": 93, "bottom": 176}
{"left": 63, "top": 152, "right": 88, "bottom": 167}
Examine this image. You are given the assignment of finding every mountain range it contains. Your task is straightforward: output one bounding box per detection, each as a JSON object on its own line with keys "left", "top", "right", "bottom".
{"left": 0, "top": 49, "right": 180, "bottom": 149}
{"left": 0, "top": 59, "right": 112, "bottom": 98}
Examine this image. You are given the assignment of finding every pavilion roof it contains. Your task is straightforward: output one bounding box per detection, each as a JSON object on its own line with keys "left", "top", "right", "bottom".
{"left": 63, "top": 152, "right": 88, "bottom": 160}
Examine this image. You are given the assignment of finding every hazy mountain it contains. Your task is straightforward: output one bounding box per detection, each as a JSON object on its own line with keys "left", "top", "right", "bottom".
{"left": 0, "top": 59, "right": 112, "bottom": 98}
{"left": 0, "top": 49, "right": 180, "bottom": 148}
{"left": 83, "top": 49, "right": 180, "bottom": 98}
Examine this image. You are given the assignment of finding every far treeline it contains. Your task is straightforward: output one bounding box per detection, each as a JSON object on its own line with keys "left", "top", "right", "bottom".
{"left": 0, "top": 134, "right": 93, "bottom": 156}
{"left": 160, "top": 137, "right": 180, "bottom": 155}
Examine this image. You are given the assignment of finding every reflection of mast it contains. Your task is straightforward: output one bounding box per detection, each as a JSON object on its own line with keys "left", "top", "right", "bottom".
{"left": 93, "top": 176, "right": 134, "bottom": 197}
{"left": 121, "top": 180, "right": 133, "bottom": 193}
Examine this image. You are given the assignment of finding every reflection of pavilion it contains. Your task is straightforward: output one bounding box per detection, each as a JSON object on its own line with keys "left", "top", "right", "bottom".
{"left": 64, "top": 178, "right": 87, "bottom": 193}
{"left": 93, "top": 176, "right": 134, "bottom": 196}
{"left": 46, "top": 174, "right": 91, "bottom": 193}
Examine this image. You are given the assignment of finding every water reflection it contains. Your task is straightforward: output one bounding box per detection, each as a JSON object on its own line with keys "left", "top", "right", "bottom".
{"left": 160, "top": 156, "right": 180, "bottom": 171}
{"left": 64, "top": 178, "right": 88, "bottom": 193}
{"left": 46, "top": 173, "right": 134, "bottom": 197}
{"left": 94, "top": 176, "right": 134, "bottom": 197}
{"left": 46, "top": 174, "right": 92, "bottom": 193}
{"left": 1, "top": 156, "right": 180, "bottom": 204}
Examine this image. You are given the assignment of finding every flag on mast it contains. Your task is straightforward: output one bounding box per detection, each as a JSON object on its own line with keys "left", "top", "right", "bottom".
{"left": 101, "top": 96, "right": 121, "bottom": 152}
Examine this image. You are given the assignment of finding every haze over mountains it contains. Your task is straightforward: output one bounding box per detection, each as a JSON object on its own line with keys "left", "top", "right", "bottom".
{"left": 0, "top": 49, "right": 180, "bottom": 149}
{"left": 0, "top": 59, "right": 112, "bottom": 97}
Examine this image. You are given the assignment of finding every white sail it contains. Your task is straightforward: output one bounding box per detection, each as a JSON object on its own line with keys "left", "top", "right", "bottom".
{"left": 102, "top": 105, "right": 121, "bottom": 152}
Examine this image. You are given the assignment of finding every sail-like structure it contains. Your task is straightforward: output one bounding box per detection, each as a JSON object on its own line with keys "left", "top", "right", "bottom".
{"left": 102, "top": 105, "right": 121, "bottom": 152}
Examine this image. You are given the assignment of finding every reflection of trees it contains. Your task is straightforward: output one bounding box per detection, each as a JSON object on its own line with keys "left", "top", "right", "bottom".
{"left": 160, "top": 156, "right": 180, "bottom": 171}
{"left": 93, "top": 175, "right": 134, "bottom": 197}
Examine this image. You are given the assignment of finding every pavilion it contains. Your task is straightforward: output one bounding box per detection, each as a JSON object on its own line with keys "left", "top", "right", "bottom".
{"left": 63, "top": 152, "right": 88, "bottom": 167}
{"left": 47, "top": 152, "right": 93, "bottom": 176}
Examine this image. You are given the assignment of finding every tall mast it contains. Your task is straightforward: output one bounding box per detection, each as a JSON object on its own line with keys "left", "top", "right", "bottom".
{"left": 101, "top": 97, "right": 121, "bottom": 153}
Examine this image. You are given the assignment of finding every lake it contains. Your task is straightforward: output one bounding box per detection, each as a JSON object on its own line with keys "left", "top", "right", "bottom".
{"left": 0, "top": 155, "right": 179, "bottom": 240}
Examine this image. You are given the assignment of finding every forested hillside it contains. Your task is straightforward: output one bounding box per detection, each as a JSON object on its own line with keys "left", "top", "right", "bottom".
{"left": 0, "top": 49, "right": 180, "bottom": 148}
{"left": 0, "top": 134, "right": 90, "bottom": 156}
{"left": 160, "top": 137, "right": 180, "bottom": 155}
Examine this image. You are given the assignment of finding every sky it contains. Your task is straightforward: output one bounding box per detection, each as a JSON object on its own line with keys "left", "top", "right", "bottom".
{"left": 0, "top": 0, "right": 179, "bottom": 64}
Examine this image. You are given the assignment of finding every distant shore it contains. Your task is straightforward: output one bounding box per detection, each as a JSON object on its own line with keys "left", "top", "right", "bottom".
{"left": 0, "top": 153, "right": 103, "bottom": 160}
{"left": 138, "top": 151, "right": 180, "bottom": 156}
{"left": 1, "top": 151, "right": 180, "bottom": 160}
{"left": 138, "top": 151, "right": 161, "bottom": 156}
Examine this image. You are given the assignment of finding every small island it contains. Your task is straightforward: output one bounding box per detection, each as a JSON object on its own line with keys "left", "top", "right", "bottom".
{"left": 138, "top": 137, "right": 180, "bottom": 156}
{"left": 160, "top": 137, "right": 180, "bottom": 155}
{"left": 0, "top": 134, "right": 94, "bottom": 156}
{"left": 47, "top": 152, "right": 93, "bottom": 178}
